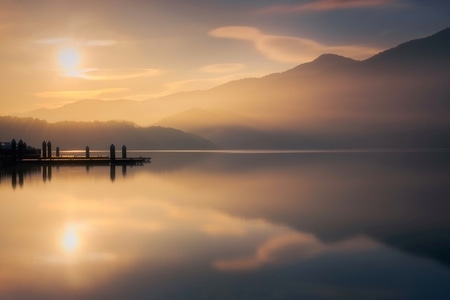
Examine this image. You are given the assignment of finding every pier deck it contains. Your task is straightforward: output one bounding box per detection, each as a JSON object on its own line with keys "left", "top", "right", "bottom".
{"left": 17, "top": 156, "right": 150, "bottom": 166}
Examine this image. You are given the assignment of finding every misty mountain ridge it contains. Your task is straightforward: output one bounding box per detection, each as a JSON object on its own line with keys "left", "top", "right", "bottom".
{"left": 365, "top": 27, "right": 450, "bottom": 69}
{"left": 286, "top": 53, "right": 358, "bottom": 74}
{"left": 0, "top": 116, "right": 214, "bottom": 150}
{"left": 17, "top": 27, "right": 450, "bottom": 149}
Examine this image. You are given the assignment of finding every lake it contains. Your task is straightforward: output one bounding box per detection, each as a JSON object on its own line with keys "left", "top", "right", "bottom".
{"left": 1, "top": 150, "right": 450, "bottom": 300}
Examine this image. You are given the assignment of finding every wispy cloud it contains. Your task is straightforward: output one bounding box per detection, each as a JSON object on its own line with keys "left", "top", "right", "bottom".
{"left": 84, "top": 39, "right": 118, "bottom": 47}
{"left": 35, "top": 37, "right": 72, "bottom": 45}
{"left": 35, "top": 37, "right": 118, "bottom": 47}
{"left": 34, "top": 88, "right": 129, "bottom": 99}
{"left": 258, "top": 0, "right": 391, "bottom": 14}
{"left": 200, "top": 63, "right": 246, "bottom": 73}
{"left": 209, "top": 26, "right": 379, "bottom": 63}
{"left": 213, "top": 232, "right": 378, "bottom": 271}
{"left": 35, "top": 37, "right": 156, "bottom": 80}
{"left": 72, "top": 68, "right": 161, "bottom": 80}
{"left": 163, "top": 72, "right": 264, "bottom": 93}
{"left": 213, "top": 232, "right": 322, "bottom": 271}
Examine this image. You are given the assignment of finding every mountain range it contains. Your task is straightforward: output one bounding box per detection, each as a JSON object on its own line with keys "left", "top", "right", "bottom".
{"left": 18, "top": 28, "right": 450, "bottom": 149}
{"left": 0, "top": 117, "right": 214, "bottom": 150}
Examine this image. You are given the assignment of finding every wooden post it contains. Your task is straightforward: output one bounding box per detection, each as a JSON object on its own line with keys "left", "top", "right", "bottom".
{"left": 18, "top": 139, "right": 24, "bottom": 160}
{"left": 110, "top": 144, "right": 116, "bottom": 162}
{"left": 42, "top": 141, "right": 47, "bottom": 158}
{"left": 11, "top": 139, "right": 17, "bottom": 162}
{"left": 122, "top": 145, "right": 127, "bottom": 158}
{"left": 47, "top": 141, "right": 52, "bottom": 159}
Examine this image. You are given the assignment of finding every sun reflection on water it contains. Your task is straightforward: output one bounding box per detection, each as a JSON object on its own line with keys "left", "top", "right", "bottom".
{"left": 62, "top": 225, "right": 79, "bottom": 252}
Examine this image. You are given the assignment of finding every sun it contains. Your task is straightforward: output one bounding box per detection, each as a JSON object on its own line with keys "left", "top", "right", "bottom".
{"left": 62, "top": 226, "right": 79, "bottom": 252}
{"left": 57, "top": 47, "right": 81, "bottom": 75}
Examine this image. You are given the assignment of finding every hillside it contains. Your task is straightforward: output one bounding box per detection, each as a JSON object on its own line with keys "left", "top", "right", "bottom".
{"left": 0, "top": 117, "right": 215, "bottom": 150}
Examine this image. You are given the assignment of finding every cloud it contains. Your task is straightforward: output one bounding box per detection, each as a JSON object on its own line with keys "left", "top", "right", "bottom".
{"left": 213, "top": 233, "right": 378, "bottom": 271}
{"left": 35, "top": 38, "right": 154, "bottom": 80}
{"left": 73, "top": 68, "right": 160, "bottom": 80}
{"left": 213, "top": 232, "right": 322, "bottom": 270}
{"left": 200, "top": 214, "right": 251, "bottom": 236}
{"left": 209, "top": 26, "right": 379, "bottom": 63}
{"left": 200, "top": 63, "right": 246, "bottom": 73}
{"left": 84, "top": 39, "right": 118, "bottom": 47}
{"left": 35, "top": 37, "right": 118, "bottom": 47}
{"left": 34, "top": 88, "right": 129, "bottom": 99}
{"left": 35, "top": 37, "right": 72, "bottom": 45}
{"left": 212, "top": 26, "right": 262, "bottom": 41}
{"left": 164, "top": 72, "right": 263, "bottom": 93}
{"left": 258, "top": 0, "right": 391, "bottom": 14}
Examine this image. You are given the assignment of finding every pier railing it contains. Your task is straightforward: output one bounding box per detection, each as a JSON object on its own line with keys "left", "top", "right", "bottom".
{"left": 1, "top": 140, "right": 150, "bottom": 166}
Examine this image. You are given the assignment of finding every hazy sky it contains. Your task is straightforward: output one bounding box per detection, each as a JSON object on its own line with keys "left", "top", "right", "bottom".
{"left": 1, "top": 0, "right": 449, "bottom": 114}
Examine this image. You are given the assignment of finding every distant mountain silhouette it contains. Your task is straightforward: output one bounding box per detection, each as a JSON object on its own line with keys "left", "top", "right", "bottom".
{"left": 0, "top": 117, "right": 214, "bottom": 150}
{"left": 364, "top": 27, "right": 450, "bottom": 70}
{"left": 286, "top": 53, "right": 358, "bottom": 75}
{"left": 156, "top": 107, "right": 256, "bottom": 131}
{"left": 19, "top": 27, "right": 450, "bottom": 148}
{"left": 25, "top": 99, "right": 151, "bottom": 125}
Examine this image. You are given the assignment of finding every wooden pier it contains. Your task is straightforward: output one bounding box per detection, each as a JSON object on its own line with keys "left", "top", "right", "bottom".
{"left": 18, "top": 156, "right": 150, "bottom": 166}
{"left": 1, "top": 140, "right": 150, "bottom": 167}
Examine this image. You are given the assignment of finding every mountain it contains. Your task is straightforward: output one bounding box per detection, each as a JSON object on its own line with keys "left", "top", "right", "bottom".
{"left": 23, "top": 99, "right": 151, "bottom": 125}
{"left": 283, "top": 53, "right": 358, "bottom": 75}
{"left": 156, "top": 107, "right": 256, "bottom": 132}
{"left": 364, "top": 27, "right": 450, "bottom": 70}
{"left": 0, "top": 116, "right": 215, "bottom": 150}
{"left": 19, "top": 28, "right": 450, "bottom": 149}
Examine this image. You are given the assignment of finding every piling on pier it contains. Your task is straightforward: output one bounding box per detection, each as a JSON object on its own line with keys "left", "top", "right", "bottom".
{"left": 47, "top": 141, "right": 52, "bottom": 159}
{"left": 2, "top": 139, "right": 150, "bottom": 166}
{"left": 122, "top": 145, "right": 127, "bottom": 158}
{"left": 110, "top": 144, "right": 116, "bottom": 162}
{"left": 1, "top": 139, "right": 40, "bottom": 166}
{"left": 42, "top": 141, "right": 47, "bottom": 158}
{"left": 11, "top": 139, "right": 17, "bottom": 161}
{"left": 18, "top": 139, "right": 24, "bottom": 160}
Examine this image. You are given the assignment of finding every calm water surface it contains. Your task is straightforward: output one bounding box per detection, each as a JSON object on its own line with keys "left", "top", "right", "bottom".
{"left": 1, "top": 151, "right": 449, "bottom": 300}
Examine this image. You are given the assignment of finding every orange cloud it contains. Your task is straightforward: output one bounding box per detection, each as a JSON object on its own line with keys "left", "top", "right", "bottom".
{"left": 34, "top": 37, "right": 72, "bottom": 45}
{"left": 35, "top": 37, "right": 118, "bottom": 47}
{"left": 34, "top": 88, "right": 129, "bottom": 99}
{"left": 258, "top": 0, "right": 391, "bottom": 14}
{"left": 213, "top": 233, "right": 378, "bottom": 271}
{"left": 84, "top": 39, "right": 117, "bottom": 47}
{"left": 213, "top": 232, "right": 322, "bottom": 271}
{"left": 164, "top": 72, "right": 263, "bottom": 93}
{"left": 74, "top": 68, "right": 160, "bottom": 80}
{"left": 209, "top": 26, "right": 379, "bottom": 63}
{"left": 200, "top": 63, "right": 246, "bottom": 73}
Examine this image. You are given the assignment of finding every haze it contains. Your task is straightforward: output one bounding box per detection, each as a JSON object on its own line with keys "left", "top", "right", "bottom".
{"left": 1, "top": 0, "right": 448, "bottom": 112}
{"left": 1, "top": 0, "right": 450, "bottom": 149}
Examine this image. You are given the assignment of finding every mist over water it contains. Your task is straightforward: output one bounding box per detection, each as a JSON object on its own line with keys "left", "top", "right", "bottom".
{"left": 1, "top": 151, "right": 449, "bottom": 299}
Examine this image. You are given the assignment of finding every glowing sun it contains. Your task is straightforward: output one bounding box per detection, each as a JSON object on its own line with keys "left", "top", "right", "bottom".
{"left": 58, "top": 47, "right": 81, "bottom": 75}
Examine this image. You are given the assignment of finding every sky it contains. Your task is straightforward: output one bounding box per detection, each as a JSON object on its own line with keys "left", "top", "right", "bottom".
{"left": 1, "top": 0, "right": 449, "bottom": 115}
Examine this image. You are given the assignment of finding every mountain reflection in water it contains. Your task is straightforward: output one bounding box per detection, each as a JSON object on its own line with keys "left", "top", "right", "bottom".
{"left": 0, "top": 151, "right": 449, "bottom": 300}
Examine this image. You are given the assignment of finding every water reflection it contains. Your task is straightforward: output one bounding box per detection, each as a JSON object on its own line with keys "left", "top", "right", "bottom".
{"left": 0, "top": 151, "right": 449, "bottom": 299}
{"left": 0, "top": 164, "right": 133, "bottom": 187}
{"left": 0, "top": 165, "right": 41, "bottom": 189}
{"left": 62, "top": 225, "right": 79, "bottom": 253}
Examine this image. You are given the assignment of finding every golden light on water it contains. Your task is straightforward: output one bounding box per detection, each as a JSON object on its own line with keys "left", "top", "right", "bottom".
{"left": 62, "top": 226, "right": 79, "bottom": 252}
